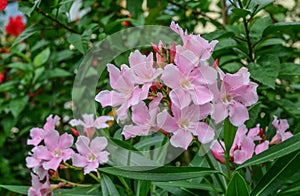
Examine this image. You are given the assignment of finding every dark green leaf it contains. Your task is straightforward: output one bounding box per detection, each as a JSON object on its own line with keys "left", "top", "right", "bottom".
{"left": 231, "top": 8, "right": 251, "bottom": 18}
{"left": 99, "top": 166, "right": 217, "bottom": 181}
{"left": 40, "top": 68, "right": 72, "bottom": 80}
{"left": 33, "top": 47, "right": 51, "bottom": 67}
{"left": 255, "top": 38, "right": 284, "bottom": 50}
{"left": 126, "top": 0, "right": 143, "bottom": 18}
{"left": 7, "top": 62, "right": 33, "bottom": 72}
{"left": 226, "top": 171, "right": 249, "bottom": 196}
{"left": 9, "top": 96, "right": 29, "bottom": 119}
{"left": 249, "top": 16, "right": 272, "bottom": 42}
{"left": 263, "top": 22, "right": 300, "bottom": 36}
{"left": 223, "top": 118, "right": 238, "bottom": 153}
{"left": 237, "top": 133, "right": 300, "bottom": 169}
{"left": 245, "top": 102, "right": 261, "bottom": 128}
{"left": 136, "top": 180, "right": 151, "bottom": 196}
{"left": 0, "top": 185, "right": 28, "bottom": 194}
{"left": 249, "top": 55, "right": 280, "bottom": 89}
{"left": 248, "top": 0, "right": 274, "bottom": 16}
{"left": 0, "top": 81, "right": 18, "bottom": 92}
{"left": 101, "top": 174, "right": 120, "bottom": 196}
{"left": 251, "top": 151, "right": 300, "bottom": 196}
{"left": 279, "top": 63, "right": 300, "bottom": 76}
{"left": 154, "top": 180, "right": 222, "bottom": 192}
{"left": 11, "top": 25, "right": 43, "bottom": 47}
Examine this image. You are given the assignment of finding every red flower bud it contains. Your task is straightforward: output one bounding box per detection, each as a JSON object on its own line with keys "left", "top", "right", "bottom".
{"left": 71, "top": 128, "right": 80, "bottom": 137}
{"left": 0, "top": 0, "right": 7, "bottom": 11}
{"left": 121, "top": 21, "right": 130, "bottom": 26}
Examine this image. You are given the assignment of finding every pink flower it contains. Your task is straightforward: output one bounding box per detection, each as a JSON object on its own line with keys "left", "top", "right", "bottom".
{"left": 157, "top": 104, "right": 214, "bottom": 149}
{"left": 26, "top": 146, "right": 49, "bottom": 180}
{"left": 69, "top": 114, "right": 113, "bottom": 139}
{"left": 170, "top": 21, "right": 218, "bottom": 62}
{"left": 255, "top": 141, "right": 269, "bottom": 155}
{"left": 72, "top": 136, "right": 109, "bottom": 174}
{"left": 161, "top": 64, "right": 215, "bottom": 109}
{"left": 122, "top": 93, "right": 162, "bottom": 139}
{"left": 27, "top": 115, "right": 60, "bottom": 146}
{"left": 95, "top": 64, "right": 149, "bottom": 120}
{"left": 270, "top": 116, "right": 293, "bottom": 144}
{"left": 128, "top": 50, "right": 163, "bottom": 84}
{"left": 28, "top": 173, "right": 52, "bottom": 196}
{"left": 36, "top": 130, "right": 74, "bottom": 171}
{"left": 210, "top": 140, "right": 226, "bottom": 164}
{"left": 211, "top": 67, "right": 258, "bottom": 126}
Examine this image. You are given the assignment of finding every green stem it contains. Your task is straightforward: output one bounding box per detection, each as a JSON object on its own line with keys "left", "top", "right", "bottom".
{"left": 200, "top": 144, "right": 227, "bottom": 194}
{"left": 57, "top": 177, "right": 92, "bottom": 187}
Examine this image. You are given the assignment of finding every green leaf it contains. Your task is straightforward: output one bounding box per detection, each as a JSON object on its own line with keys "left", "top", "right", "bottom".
{"left": 11, "top": 25, "right": 43, "bottom": 47}
{"left": 154, "top": 180, "right": 222, "bottom": 192}
{"left": 226, "top": 171, "right": 249, "bottom": 196}
{"left": 33, "top": 67, "right": 45, "bottom": 83}
{"left": 237, "top": 133, "right": 300, "bottom": 169}
{"left": 249, "top": 16, "right": 272, "bottom": 42}
{"left": 279, "top": 63, "right": 300, "bottom": 76}
{"left": 136, "top": 180, "right": 151, "bottom": 196}
{"left": 9, "top": 96, "right": 29, "bottom": 119}
{"left": 231, "top": 8, "right": 251, "bottom": 19}
{"left": 0, "top": 185, "right": 28, "bottom": 194}
{"left": 67, "top": 26, "right": 95, "bottom": 54}
{"left": 263, "top": 22, "right": 300, "bottom": 36}
{"left": 33, "top": 47, "right": 51, "bottom": 67}
{"left": 7, "top": 62, "right": 33, "bottom": 72}
{"left": 53, "top": 186, "right": 101, "bottom": 195}
{"left": 126, "top": 0, "right": 143, "bottom": 18}
{"left": 251, "top": 151, "right": 300, "bottom": 196}
{"left": 99, "top": 166, "right": 217, "bottom": 181}
{"left": 223, "top": 118, "right": 238, "bottom": 153}
{"left": 101, "top": 174, "right": 120, "bottom": 196}
{"left": 0, "top": 81, "right": 18, "bottom": 92}
{"left": 255, "top": 38, "right": 284, "bottom": 50}
{"left": 40, "top": 68, "right": 72, "bottom": 80}
{"left": 245, "top": 102, "right": 261, "bottom": 128}
{"left": 247, "top": 0, "right": 274, "bottom": 16}
{"left": 249, "top": 55, "right": 280, "bottom": 89}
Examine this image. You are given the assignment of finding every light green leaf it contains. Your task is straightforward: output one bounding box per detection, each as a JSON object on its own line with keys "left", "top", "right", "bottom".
{"left": 11, "top": 25, "right": 43, "bottom": 47}
{"left": 136, "top": 180, "right": 151, "bottom": 196}
{"left": 33, "top": 47, "right": 51, "bottom": 67}
{"left": 7, "top": 62, "right": 33, "bottom": 72}
{"left": 237, "top": 133, "right": 300, "bottom": 169}
{"left": 0, "top": 185, "right": 28, "bottom": 194}
{"left": 223, "top": 118, "right": 238, "bottom": 153}
{"left": 33, "top": 67, "right": 45, "bottom": 83}
{"left": 249, "top": 55, "right": 280, "bottom": 89}
{"left": 99, "top": 166, "right": 217, "bottom": 181}
{"left": 101, "top": 174, "right": 120, "bottom": 196}
{"left": 226, "top": 171, "right": 249, "bottom": 196}
{"left": 9, "top": 96, "right": 29, "bottom": 119}
{"left": 251, "top": 151, "right": 300, "bottom": 196}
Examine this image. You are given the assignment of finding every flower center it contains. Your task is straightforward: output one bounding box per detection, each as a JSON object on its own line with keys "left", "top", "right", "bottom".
{"left": 88, "top": 153, "right": 96, "bottom": 162}
{"left": 179, "top": 118, "right": 190, "bottom": 129}
{"left": 54, "top": 149, "right": 62, "bottom": 157}
{"left": 180, "top": 77, "right": 193, "bottom": 90}
{"left": 222, "top": 94, "right": 232, "bottom": 103}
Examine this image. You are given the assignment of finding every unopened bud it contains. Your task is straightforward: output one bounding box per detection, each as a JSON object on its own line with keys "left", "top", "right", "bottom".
{"left": 71, "top": 128, "right": 80, "bottom": 137}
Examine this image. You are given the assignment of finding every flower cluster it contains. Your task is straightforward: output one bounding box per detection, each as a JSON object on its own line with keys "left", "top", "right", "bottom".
{"left": 95, "top": 21, "right": 258, "bottom": 150}
{"left": 26, "top": 114, "right": 111, "bottom": 195}
{"left": 210, "top": 116, "right": 293, "bottom": 164}
{"left": 5, "top": 15, "right": 26, "bottom": 37}
{"left": 0, "top": 0, "right": 7, "bottom": 11}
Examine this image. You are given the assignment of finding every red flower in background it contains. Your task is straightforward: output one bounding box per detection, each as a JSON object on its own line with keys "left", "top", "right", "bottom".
{"left": 5, "top": 15, "right": 26, "bottom": 37}
{"left": 0, "top": 73, "right": 4, "bottom": 83}
{"left": 0, "top": 0, "right": 7, "bottom": 11}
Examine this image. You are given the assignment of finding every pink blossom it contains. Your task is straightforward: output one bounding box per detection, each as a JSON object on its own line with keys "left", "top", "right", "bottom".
{"left": 27, "top": 115, "right": 60, "bottom": 146}
{"left": 170, "top": 21, "right": 218, "bottom": 62}
{"left": 33, "top": 130, "right": 74, "bottom": 171}
{"left": 128, "top": 50, "right": 163, "bottom": 84}
{"left": 26, "top": 146, "right": 49, "bottom": 180}
{"left": 270, "top": 116, "right": 293, "bottom": 144}
{"left": 210, "top": 140, "right": 226, "bottom": 164}
{"left": 95, "top": 64, "right": 150, "bottom": 120}
{"left": 69, "top": 114, "right": 113, "bottom": 138}
{"left": 255, "top": 141, "right": 269, "bottom": 155}
{"left": 161, "top": 64, "right": 215, "bottom": 109}
{"left": 72, "top": 136, "right": 109, "bottom": 175}
{"left": 28, "top": 173, "right": 52, "bottom": 196}
{"left": 122, "top": 93, "right": 162, "bottom": 139}
{"left": 157, "top": 104, "right": 214, "bottom": 149}
{"left": 211, "top": 67, "right": 258, "bottom": 126}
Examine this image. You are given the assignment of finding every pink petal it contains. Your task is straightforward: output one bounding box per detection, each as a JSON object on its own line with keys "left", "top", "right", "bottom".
{"left": 199, "top": 103, "right": 212, "bottom": 120}
{"left": 131, "top": 101, "right": 151, "bottom": 125}
{"left": 33, "top": 146, "right": 52, "bottom": 160}
{"left": 72, "top": 153, "right": 88, "bottom": 168}
{"left": 161, "top": 64, "right": 181, "bottom": 89}
{"left": 211, "top": 103, "right": 228, "bottom": 124}
{"left": 175, "top": 48, "right": 198, "bottom": 74}
{"left": 75, "top": 136, "right": 91, "bottom": 156}
{"left": 42, "top": 157, "right": 62, "bottom": 170}
{"left": 272, "top": 116, "right": 289, "bottom": 132}
{"left": 194, "top": 122, "right": 215, "bottom": 144}
{"left": 170, "top": 129, "right": 193, "bottom": 150}
{"left": 27, "top": 128, "right": 44, "bottom": 146}
{"left": 94, "top": 116, "right": 114, "bottom": 129}
{"left": 58, "top": 133, "right": 74, "bottom": 149}
{"left": 90, "top": 136, "right": 108, "bottom": 153}
{"left": 122, "top": 125, "right": 150, "bottom": 140}
{"left": 210, "top": 140, "right": 225, "bottom": 163}
{"left": 169, "top": 88, "right": 191, "bottom": 109}
{"left": 61, "top": 148, "right": 74, "bottom": 161}
{"left": 26, "top": 157, "right": 40, "bottom": 168}
{"left": 181, "top": 104, "right": 201, "bottom": 122}
{"left": 96, "top": 151, "right": 110, "bottom": 164}
{"left": 44, "top": 130, "right": 59, "bottom": 151}
{"left": 157, "top": 110, "right": 179, "bottom": 133}
{"left": 282, "top": 131, "right": 293, "bottom": 141}
{"left": 255, "top": 141, "right": 269, "bottom": 155}
{"left": 228, "top": 101, "right": 249, "bottom": 126}
{"left": 84, "top": 161, "right": 99, "bottom": 175}
{"left": 190, "top": 85, "right": 213, "bottom": 105}
{"left": 194, "top": 66, "right": 218, "bottom": 85}
{"left": 69, "top": 119, "right": 85, "bottom": 127}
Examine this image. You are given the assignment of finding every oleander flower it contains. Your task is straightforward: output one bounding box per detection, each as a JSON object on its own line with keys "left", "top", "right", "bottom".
{"left": 28, "top": 173, "right": 52, "bottom": 196}
{"left": 72, "top": 136, "right": 109, "bottom": 174}
{"left": 270, "top": 116, "right": 293, "bottom": 144}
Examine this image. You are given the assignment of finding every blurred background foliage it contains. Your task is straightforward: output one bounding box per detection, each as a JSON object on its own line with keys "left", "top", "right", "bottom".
{"left": 0, "top": 0, "right": 300, "bottom": 195}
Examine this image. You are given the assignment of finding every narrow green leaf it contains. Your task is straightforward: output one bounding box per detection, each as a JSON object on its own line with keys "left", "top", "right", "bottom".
{"left": 237, "top": 133, "right": 300, "bottom": 169}
{"left": 251, "top": 151, "right": 300, "bottom": 196}
{"left": 223, "top": 118, "right": 238, "bottom": 153}
{"left": 40, "top": 68, "right": 72, "bottom": 80}
{"left": 33, "top": 47, "right": 51, "bottom": 67}
{"left": 263, "top": 22, "right": 300, "bottom": 36}
{"left": 11, "top": 25, "right": 43, "bottom": 47}
{"left": 0, "top": 81, "right": 18, "bottom": 92}
{"left": 9, "top": 96, "right": 29, "bottom": 119}
{"left": 136, "top": 180, "right": 151, "bottom": 196}
{"left": 255, "top": 38, "right": 284, "bottom": 50}
{"left": 226, "top": 171, "right": 249, "bottom": 196}
{"left": 99, "top": 166, "right": 217, "bottom": 181}
{"left": 0, "top": 185, "right": 28, "bottom": 194}
{"left": 101, "top": 174, "right": 120, "bottom": 196}
{"left": 154, "top": 181, "right": 222, "bottom": 192}
{"left": 7, "top": 62, "right": 33, "bottom": 72}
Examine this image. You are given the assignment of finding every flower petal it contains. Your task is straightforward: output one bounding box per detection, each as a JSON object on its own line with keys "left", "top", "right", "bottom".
{"left": 228, "top": 101, "right": 249, "bottom": 126}
{"left": 170, "top": 129, "right": 193, "bottom": 150}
